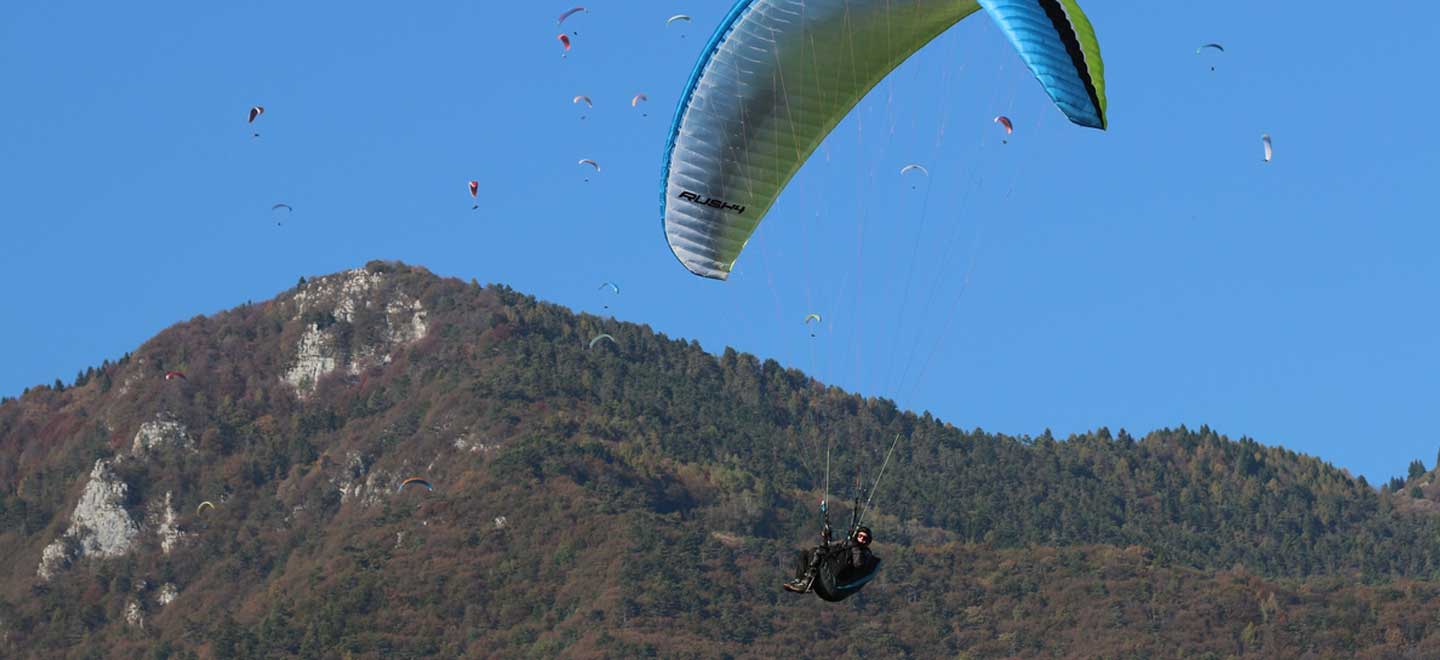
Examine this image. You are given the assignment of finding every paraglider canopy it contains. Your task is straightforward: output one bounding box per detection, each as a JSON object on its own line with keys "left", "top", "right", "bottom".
{"left": 399, "top": 477, "right": 433, "bottom": 493}
{"left": 660, "top": 0, "right": 1109, "bottom": 280}
{"left": 164, "top": 370, "right": 186, "bottom": 381}
{"left": 589, "top": 333, "right": 616, "bottom": 349}
{"left": 248, "top": 106, "right": 265, "bottom": 137}
{"left": 598, "top": 282, "right": 620, "bottom": 309}
{"left": 994, "top": 115, "right": 1014, "bottom": 144}
{"left": 804, "top": 313, "right": 822, "bottom": 337}
{"left": 1196, "top": 43, "right": 1224, "bottom": 70}
{"left": 557, "top": 7, "right": 587, "bottom": 25}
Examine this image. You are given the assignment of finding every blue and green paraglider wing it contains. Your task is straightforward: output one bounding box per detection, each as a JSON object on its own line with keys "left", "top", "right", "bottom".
{"left": 661, "top": 0, "right": 1108, "bottom": 280}
{"left": 978, "top": 0, "right": 1106, "bottom": 129}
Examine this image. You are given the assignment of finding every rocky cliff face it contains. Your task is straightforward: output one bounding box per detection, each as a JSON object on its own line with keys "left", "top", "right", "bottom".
{"left": 37, "top": 459, "right": 139, "bottom": 580}
{"left": 31, "top": 264, "right": 439, "bottom": 584}
{"left": 36, "top": 413, "right": 201, "bottom": 580}
{"left": 280, "top": 268, "right": 429, "bottom": 397}
{"left": 131, "top": 416, "right": 191, "bottom": 455}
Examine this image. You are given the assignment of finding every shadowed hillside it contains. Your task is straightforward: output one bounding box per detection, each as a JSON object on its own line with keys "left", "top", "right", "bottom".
{"left": 4, "top": 261, "right": 1440, "bottom": 658}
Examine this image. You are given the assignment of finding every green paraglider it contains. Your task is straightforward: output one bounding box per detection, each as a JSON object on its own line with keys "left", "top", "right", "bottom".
{"left": 661, "top": 0, "right": 1109, "bottom": 280}
{"left": 804, "top": 313, "right": 823, "bottom": 338}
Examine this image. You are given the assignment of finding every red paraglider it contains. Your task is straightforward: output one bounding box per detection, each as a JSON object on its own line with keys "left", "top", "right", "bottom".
{"left": 468, "top": 180, "right": 479, "bottom": 210}
{"left": 164, "top": 371, "right": 186, "bottom": 381}
{"left": 557, "top": 34, "right": 571, "bottom": 56}
{"left": 994, "top": 115, "right": 1014, "bottom": 143}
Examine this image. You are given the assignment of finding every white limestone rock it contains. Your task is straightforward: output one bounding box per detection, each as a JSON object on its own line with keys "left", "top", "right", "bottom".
{"left": 282, "top": 324, "right": 339, "bottom": 393}
{"left": 157, "top": 583, "right": 179, "bottom": 607}
{"left": 125, "top": 601, "right": 144, "bottom": 629}
{"left": 36, "top": 542, "right": 71, "bottom": 581}
{"left": 37, "top": 460, "right": 141, "bottom": 580}
{"left": 453, "top": 434, "right": 496, "bottom": 454}
{"left": 131, "top": 417, "right": 192, "bottom": 455}
{"left": 335, "top": 452, "right": 388, "bottom": 507}
{"left": 39, "top": 461, "right": 139, "bottom": 576}
{"left": 151, "top": 491, "right": 184, "bottom": 555}
{"left": 282, "top": 268, "right": 429, "bottom": 398}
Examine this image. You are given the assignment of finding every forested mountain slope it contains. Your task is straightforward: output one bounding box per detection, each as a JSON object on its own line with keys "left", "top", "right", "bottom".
{"left": 3, "top": 261, "right": 1439, "bottom": 658}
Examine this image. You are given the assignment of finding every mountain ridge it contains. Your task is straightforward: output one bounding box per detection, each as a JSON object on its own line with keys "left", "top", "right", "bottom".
{"left": 4, "top": 260, "right": 1440, "bottom": 657}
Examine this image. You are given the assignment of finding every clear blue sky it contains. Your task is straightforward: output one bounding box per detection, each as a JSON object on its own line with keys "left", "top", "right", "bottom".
{"left": 3, "top": 2, "right": 1436, "bottom": 484}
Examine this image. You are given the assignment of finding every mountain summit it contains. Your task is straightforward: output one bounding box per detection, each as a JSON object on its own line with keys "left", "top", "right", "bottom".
{"left": 4, "top": 261, "right": 1440, "bottom": 657}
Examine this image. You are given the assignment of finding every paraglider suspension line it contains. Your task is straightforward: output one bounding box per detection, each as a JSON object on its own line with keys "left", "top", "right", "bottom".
{"left": 856, "top": 433, "right": 903, "bottom": 530}
{"left": 821, "top": 437, "right": 833, "bottom": 546}
{"left": 849, "top": 468, "right": 862, "bottom": 536}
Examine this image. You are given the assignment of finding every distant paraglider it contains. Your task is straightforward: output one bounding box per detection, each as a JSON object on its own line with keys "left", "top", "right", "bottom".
{"left": 271, "top": 203, "right": 292, "bottom": 226}
{"left": 469, "top": 180, "right": 479, "bottom": 209}
{"left": 994, "top": 115, "right": 1014, "bottom": 143}
{"left": 667, "top": 14, "right": 692, "bottom": 37}
{"left": 572, "top": 95, "right": 592, "bottom": 120}
{"left": 196, "top": 501, "right": 214, "bottom": 515}
{"left": 1262, "top": 133, "right": 1273, "bottom": 163}
{"left": 589, "top": 333, "right": 616, "bottom": 350}
{"left": 598, "top": 281, "right": 620, "bottom": 309}
{"left": 399, "top": 477, "right": 433, "bottom": 493}
{"left": 804, "top": 313, "right": 822, "bottom": 337}
{"left": 558, "top": 34, "right": 572, "bottom": 56}
{"left": 558, "top": 7, "right": 587, "bottom": 27}
{"left": 632, "top": 93, "right": 649, "bottom": 117}
{"left": 247, "top": 106, "right": 264, "bottom": 137}
{"left": 1197, "top": 43, "right": 1225, "bottom": 71}
{"left": 899, "top": 164, "right": 929, "bottom": 188}
{"left": 164, "top": 371, "right": 186, "bottom": 381}
{"left": 578, "top": 158, "right": 600, "bottom": 181}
